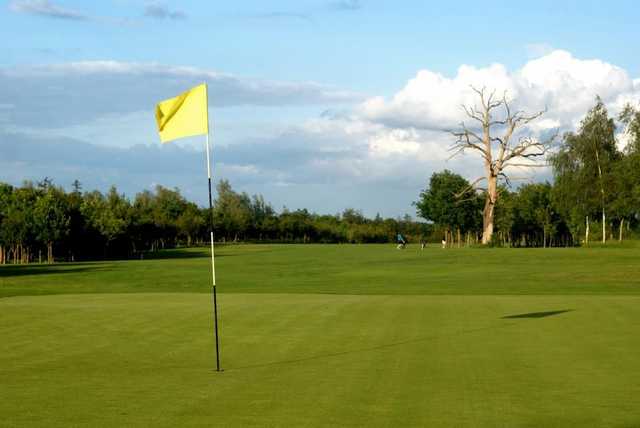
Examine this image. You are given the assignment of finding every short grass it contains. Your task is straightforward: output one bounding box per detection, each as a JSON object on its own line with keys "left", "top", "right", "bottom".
{"left": 2, "top": 243, "right": 640, "bottom": 297}
{"left": 1, "top": 244, "right": 640, "bottom": 427}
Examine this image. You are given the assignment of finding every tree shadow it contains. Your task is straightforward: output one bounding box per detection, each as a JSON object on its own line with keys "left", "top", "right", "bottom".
{"left": 501, "top": 309, "right": 573, "bottom": 319}
{"left": 141, "top": 245, "right": 261, "bottom": 260}
{"left": 0, "top": 264, "right": 109, "bottom": 278}
{"left": 141, "top": 249, "right": 212, "bottom": 260}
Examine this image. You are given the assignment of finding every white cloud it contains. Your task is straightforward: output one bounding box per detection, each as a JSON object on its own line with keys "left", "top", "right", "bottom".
{"left": 519, "top": 50, "right": 635, "bottom": 121}
{"left": 358, "top": 50, "right": 640, "bottom": 136}
{"left": 8, "top": 0, "right": 88, "bottom": 20}
{"left": 368, "top": 129, "right": 421, "bottom": 158}
{"left": 2, "top": 50, "right": 640, "bottom": 217}
{"left": 359, "top": 62, "right": 518, "bottom": 130}
{"left": 281, "top": 50, "right": 640, "bottom": 191}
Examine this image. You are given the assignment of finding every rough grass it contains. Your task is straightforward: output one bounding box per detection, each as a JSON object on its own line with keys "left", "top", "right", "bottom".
{"left": 1, "top": 244, "right": 640, "bottom": 427}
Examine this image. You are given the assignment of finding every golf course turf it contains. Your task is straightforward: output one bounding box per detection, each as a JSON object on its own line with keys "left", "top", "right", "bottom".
{"left": 2, "top": 244, "right": 640, "bottom": 427}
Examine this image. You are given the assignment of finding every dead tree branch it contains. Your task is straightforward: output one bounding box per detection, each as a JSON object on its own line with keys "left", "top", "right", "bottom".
{"left": 447, "top": 89, "right": 555, "bottom": 244}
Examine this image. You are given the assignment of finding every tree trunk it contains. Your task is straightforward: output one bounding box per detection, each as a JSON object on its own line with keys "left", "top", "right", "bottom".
{"left": 481, "top": 174, "right": 498, "bottom": 244}
{"left": 48, "top": 242, "right": 53, "bottom": 264}
{"left": 619, "top": 219, "right": 624, "bottom": 242}
{"left": 585, "top": 216, "right": 590, "bottom": 246}
{"left": 594, "top": 147, "right": 606, "bottom": 245}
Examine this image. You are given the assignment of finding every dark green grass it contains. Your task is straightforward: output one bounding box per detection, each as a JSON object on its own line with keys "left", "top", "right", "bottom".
{"left": 2, "top": 243, "right": 640, "bottom": 298}
{"left": 2, "top": 244, "right": 640, "bottom": 427}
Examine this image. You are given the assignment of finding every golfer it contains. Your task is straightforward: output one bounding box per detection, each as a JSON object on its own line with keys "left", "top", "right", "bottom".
{"left": 397, "top": 233, "right": 406, "bottom": 250}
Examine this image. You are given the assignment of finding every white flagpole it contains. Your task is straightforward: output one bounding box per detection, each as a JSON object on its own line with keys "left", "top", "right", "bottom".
{"left": 204, "top": 83, "right": 221, "bottom": 372}
{"left": 205, "top": 132, "right": 217, "bottom": 286}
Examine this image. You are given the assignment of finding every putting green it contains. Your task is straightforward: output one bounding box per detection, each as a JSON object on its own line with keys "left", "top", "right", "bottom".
{"left": 2, "top": 292, "right": 639, "bottom": 427}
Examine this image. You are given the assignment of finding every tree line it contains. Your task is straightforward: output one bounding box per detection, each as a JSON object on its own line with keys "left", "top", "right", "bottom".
{"left": 0, "top": 179, "right": 427, "bottom": 264}
{"left": 416, "top": 99, "right": 640, "bottom": 247}
{"left": 2, "top": 98, "right": 639, "bottom": 263}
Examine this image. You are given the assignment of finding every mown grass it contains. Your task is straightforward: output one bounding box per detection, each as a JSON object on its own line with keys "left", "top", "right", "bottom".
{"left": 1, "top": 244, "right": 640, "bottom": 427}
{"left": 1, "top": 243, "right": 640, "bottom": 298}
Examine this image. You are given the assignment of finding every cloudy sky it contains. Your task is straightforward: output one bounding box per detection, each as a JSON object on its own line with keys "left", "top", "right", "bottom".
{"left": 1, "top": 1, "right": 639, "bottom": 217}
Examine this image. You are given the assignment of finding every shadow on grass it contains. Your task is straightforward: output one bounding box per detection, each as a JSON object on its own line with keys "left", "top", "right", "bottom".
{"left": 230, "top": 309, "right": 576, "bottom": 372}
{"left": 141, "top": 245, "right": 254, "bottom": 260}
{"left": 141, "top": 249, "right": 211, "bottom": 260}
{"left": 502, "top": 309, "right": 573, "bottom": 319}
{"left": 229, "top": 322, "right": 512, "bottom": 372}
{"left": 0, "top": 264, "right": 109, "bottom": 278}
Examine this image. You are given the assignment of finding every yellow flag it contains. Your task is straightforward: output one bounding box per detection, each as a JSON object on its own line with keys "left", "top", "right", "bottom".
{"left": 155, "top": 84, "right": 208, "bottom": 143}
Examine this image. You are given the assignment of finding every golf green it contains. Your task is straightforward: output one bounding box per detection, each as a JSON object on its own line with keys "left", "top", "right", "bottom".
{"left": 1, "top": 244, "right": 640, "bottom": 427}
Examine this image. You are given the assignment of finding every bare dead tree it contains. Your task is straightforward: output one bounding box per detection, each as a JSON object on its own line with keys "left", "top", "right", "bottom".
{"left": 449, "top": 87, "right": 555, "bottom": 244}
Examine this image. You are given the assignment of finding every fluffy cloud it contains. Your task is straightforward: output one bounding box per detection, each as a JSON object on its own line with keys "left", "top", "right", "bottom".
{"left": 2, "top": 51, "right": 640, "bottom": 217}
{"left": 360, "top": 63, "right": 517, "bottom": 130}
{"left": 360, "top": 50, "right": 640, "bottom": 134}
{"left": 279, "top": 50, "right": 640, "bottom": 195}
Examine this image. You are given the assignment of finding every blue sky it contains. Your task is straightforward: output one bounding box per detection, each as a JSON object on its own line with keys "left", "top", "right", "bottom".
{"left": 1, "top": 0, "right": 640, "bottom": 217}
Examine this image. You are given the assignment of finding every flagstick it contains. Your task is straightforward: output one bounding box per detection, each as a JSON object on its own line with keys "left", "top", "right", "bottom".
{"left": 204, "top": 87, "right": 221, "bottom": 372}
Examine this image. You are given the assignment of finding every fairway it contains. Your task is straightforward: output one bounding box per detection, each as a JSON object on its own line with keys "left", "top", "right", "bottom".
{"left": 2, "top": 245, "right": 640, "bottom": 427}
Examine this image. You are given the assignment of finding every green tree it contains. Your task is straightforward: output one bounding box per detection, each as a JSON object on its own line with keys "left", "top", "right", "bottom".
{"left": 152, "top": 186, "right": 190, "bottom": 248}
{"left": 550, "top": 98, "right": 620, "bottom": 244}
{"left": 0, "top": 183, "right": 15, "bottom": 263}
{"left": 250, "top": 194, "right": 276, "bottom": 240}
{"left": 81, "top": 187, "right": 131, "bottom": 257}
{"left": 415, "top": 170, "right": 482, "bottom": 244}
{"left": 65, "top": 180, "right": 89, "bottom": 261}
{"left": 0, "top": 184, "right": 38, "bottom": 263}
{"left": 619, "top": 104, "right": 640, "bottom": 153}
{"left": 176, "top": 203, "right": 205, "bottom": 246}
{"left": 613, "top": 103, "right": 640, "bottom": 239}
{"left": 515, "top": 183, "right": 557, "bottom": 247}
{"left": 214, "top": 180, "right": 252, "bottom": 241}
{"left": 33, "top": 185, "right": 71, "bottom": 263}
